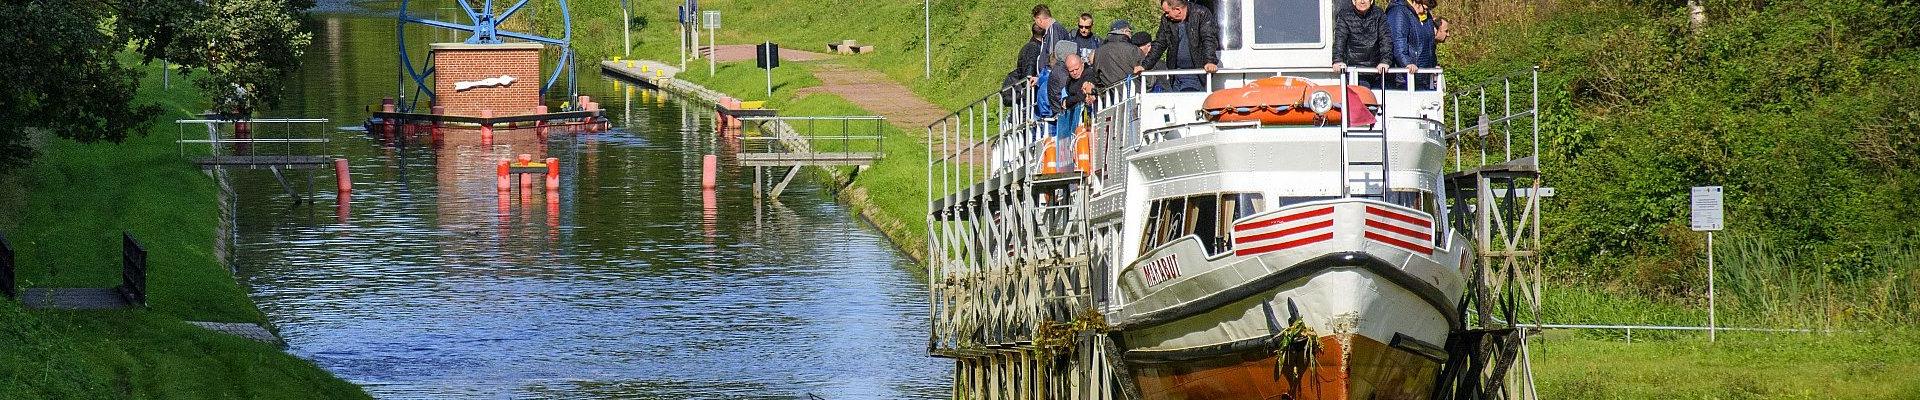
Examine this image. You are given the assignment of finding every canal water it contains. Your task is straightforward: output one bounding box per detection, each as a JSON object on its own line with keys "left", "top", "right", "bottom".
{"left": 225, "top": 9, "right": 946, "bottom": 399}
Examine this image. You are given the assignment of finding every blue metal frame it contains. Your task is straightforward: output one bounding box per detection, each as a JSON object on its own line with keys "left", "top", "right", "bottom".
{"left": 395, "top": 0, "right": 575, "bottom": 112}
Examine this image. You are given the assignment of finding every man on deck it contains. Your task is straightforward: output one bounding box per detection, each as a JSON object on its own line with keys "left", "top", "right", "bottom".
{"left": 1093, "top": 19, "right": 1143, "bottom": 89}
{"left": 1141, "top": 0, "right": 1219, "bottom": 92}
{"left": 1333, "top": 0, "right": 1396, "bottom": 87}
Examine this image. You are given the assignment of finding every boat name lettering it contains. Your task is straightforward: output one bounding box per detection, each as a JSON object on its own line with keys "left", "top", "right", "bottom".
{"left": 1141, "top": 254, "right": 1181, "bottom": 286}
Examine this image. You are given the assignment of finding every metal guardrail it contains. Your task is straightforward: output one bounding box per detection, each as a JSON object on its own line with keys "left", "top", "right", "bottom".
{"left": 120, "top": 233, "right": 147, "bottom": 307}
{"left": 737, "top": 116, "right": 886, "bottom": 166}
{"left": 175, "top": 118, "right": 334, "bottom": 158}
{"left": 1448, "top": 67, "right": 1541, "bottom": 173}
{"left": 1528, "top": 323, "right": 1826, "bottom": 343}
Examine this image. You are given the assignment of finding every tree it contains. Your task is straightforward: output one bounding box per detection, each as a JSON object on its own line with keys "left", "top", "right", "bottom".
{"left": 0, "top": 0, "right": 162, "bottom": 165}
{"left": 0, "top": 0, "right": 309, "bottom": 169}
{"left": 169, "top": 0, "right": 312, "bottom": 117}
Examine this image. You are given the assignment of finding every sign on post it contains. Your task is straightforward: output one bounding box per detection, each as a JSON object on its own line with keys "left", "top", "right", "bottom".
{"left": 704, "top": 10, "right": 721, "bottom": 29}
{"left": 1690, "top": 186, "right": 1723, "bottom": 231}
{"left": 1691, "top": 185, "right": 1723, "bottom": 341}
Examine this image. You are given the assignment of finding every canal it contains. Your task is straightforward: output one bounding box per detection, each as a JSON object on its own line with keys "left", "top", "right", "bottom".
{"left": 224, "top": 9, "right": 946, "bottom": 399}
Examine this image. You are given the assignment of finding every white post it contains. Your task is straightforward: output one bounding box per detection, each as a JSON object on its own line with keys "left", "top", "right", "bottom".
{"left": 923, "top": 0, "right": 931, "bottom": 78}
{"left": 622, "top": 0, "right": 631, "bottom": 58}
{"left": 163, "top": 59, "right": 171, "bottom": 89}
{"left": 1707, "top": 230, "right": 1716, "bottom": 342}
{"left": 708, "top": 22, "right": 716, "bottom": 76}
{"left": 679, "top": 23, "right": 686, "bottom": 69}
{"left": 765, "top": 42, "right": 773, "bottom": 98}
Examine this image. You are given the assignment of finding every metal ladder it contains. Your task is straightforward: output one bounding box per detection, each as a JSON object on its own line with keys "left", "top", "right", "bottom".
{"left": 1340, "top": 72, "right": 1391, "bottom": 198}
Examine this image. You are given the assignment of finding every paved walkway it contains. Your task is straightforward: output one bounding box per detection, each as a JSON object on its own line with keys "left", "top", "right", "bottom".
{"left": 188, "top": 321, "right": 285, "bottom": 347}
{"left": 795, "top": 62, "right": 950, "bottom": 133}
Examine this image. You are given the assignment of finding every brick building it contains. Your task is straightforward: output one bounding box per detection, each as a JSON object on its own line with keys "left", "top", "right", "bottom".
{"left": 430, "top": 43, "right": 545, "bottom": 117}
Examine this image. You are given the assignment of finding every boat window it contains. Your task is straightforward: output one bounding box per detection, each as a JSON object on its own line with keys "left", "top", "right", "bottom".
{"left": 1275, "top": 196, "right": 1338, "bottom": 209}
{"left": 1254, "top": 0, "right": 1322, "bottom": 46}
{"left": 1139, "top": 192, "right": 1265, "bottom": 256}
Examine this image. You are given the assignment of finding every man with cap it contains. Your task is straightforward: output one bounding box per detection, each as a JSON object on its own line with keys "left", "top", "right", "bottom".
{"left": 1093, "top": 19, "right": 1146, "bottom": 89}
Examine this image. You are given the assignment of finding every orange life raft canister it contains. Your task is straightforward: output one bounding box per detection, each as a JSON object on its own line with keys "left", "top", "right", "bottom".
{"left": 1201, "top": 76, "right": 1378, "bottom": 125}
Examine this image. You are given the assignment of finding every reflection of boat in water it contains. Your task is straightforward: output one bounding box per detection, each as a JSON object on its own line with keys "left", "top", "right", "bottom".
{"left": 925, "top": 0, "right": 1547, "bottom": 398}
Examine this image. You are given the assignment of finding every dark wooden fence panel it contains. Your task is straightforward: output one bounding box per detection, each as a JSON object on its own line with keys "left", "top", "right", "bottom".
{"left": 120, "top": 233, "right": 148, "bottom": 306}
{"left": 1, "top": 231, "right": 14, "bottom": 300}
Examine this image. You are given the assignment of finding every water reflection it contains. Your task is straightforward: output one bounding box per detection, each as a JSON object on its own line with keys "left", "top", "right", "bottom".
{"left": 226, "top": 11, "right": 946, "bottom": 399}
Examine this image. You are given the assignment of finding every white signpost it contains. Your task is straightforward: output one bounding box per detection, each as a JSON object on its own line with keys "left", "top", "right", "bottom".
{"left": 705, "top": 11, "right": 720, "bottom": 76}
{"left": 1691, "top": 186, "right": 1724, "bottom": 341}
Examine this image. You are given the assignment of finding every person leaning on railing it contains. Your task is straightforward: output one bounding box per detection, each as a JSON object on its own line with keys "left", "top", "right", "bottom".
{"left": 1140, "top": 0, "right": 1219, "bottom": 92}
{"left": 1051, "top": 54, "right": 1093, "bottom": 173}
{"left": 1333, "top": 0, "right": 1395, "bottom": 87}
{"left": 1387, "top": 0, "right": 1438, "bottom": 90}
{"left": 1002, "top": 24, "right": 1048, "bottom": 106}
{"left": 1092, "top": 19, "right": 1143, "bottom": 90}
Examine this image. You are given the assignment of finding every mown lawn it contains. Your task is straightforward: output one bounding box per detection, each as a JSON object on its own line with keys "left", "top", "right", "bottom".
{"left": 0, "top": 55, "right": 367, "bottom": 399}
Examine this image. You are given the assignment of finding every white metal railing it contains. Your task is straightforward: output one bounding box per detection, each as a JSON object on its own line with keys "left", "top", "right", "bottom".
{"left": 1448, "top": 67, "right": 1541, "bottom": 172}
{"left": 175, "top": 118, "right": 334, "bottom": 158}
{"left": 1527, "top": 323, "right": 1830, "bottom": 343}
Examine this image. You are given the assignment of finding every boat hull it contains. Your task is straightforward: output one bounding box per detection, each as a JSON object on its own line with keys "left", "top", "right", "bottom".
{"left": 1131, "top": 333, "right": 1442, "bottom": 400}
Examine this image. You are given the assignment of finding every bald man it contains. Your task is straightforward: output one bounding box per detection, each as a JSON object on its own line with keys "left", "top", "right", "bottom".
{"left": 1050, "top": 54, "right": 1092, "bottom": 172}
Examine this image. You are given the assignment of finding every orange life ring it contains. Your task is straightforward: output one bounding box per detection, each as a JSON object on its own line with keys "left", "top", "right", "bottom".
{"left": 1201, "top": 76, "right": 1378, "bottom": 125}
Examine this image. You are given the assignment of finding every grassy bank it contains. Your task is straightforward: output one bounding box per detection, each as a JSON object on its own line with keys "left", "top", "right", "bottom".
{"left": 1532, "top": 330, "right": 1920, "bottom": 399}
{"left": 0, "top": 56, "right": 367, "bottom": 398}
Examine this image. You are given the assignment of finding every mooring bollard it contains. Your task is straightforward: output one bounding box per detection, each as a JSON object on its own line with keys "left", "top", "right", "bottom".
{"left": 334, "top": 159, "right": 352, "bottom": 193}
{"left": 534, "top": 105, "right": 549, "bottom": 135}
{"left": 429, "top": 105, "right": 446, "bottom": 144}
{"left": 480, "top": 109, "right": 494, "bottom": 145}
{"left": 496, "top": 160, "right": 511, "bottom": 192}
{"left": 336, "top": 192, "right": 351, "bottom": 224}
{"left": 380, "top": 100, "right": 397, "bottom": 137}
{"left": 545, "top": 157, "right": 560, "bottom": 190}
{"left": 702, "top": 154, "right": 718, "bottom": 189}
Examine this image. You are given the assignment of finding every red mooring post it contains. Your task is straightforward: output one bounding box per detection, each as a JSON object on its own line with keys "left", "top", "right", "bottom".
{"left": 535, "top": 105, "right": 549, "bottom": 135}
{"left": 702, "top": 154, "right": 718, "bottom": 189}
{"left": 496, "top": 160, "right": 511, "bottom": 192}
{"left": 544, "top": 158, "right": 560, "bottom": 190}
{"left": 480, "top": 109, "right": 495, "bottom": 145}
{"left": 334, "top": 158, "right": 352, "bottom": 193}
{"left": 518, "top": 154, "right": 534, "bottom": 188}
{"left": 380, "top": 99, "right": 396, "bottom": 138}
{"left": 430, "top": 105, "right": 446, "bottom": 144}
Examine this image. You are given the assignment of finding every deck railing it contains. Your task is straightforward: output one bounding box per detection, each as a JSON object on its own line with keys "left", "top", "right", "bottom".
{"left": 120, "top": 233, "right": 148, "bottom": 307}
{"left": 1448, "top": 67, "right": 1542, "bottom": 172}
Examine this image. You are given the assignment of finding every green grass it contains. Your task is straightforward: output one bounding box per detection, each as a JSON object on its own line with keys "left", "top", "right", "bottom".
{"left": 0, "top": 55, "right": 367, "bottom": 398}
{"left": 1532, "top": 330, "right": 1920, "bottom": 400}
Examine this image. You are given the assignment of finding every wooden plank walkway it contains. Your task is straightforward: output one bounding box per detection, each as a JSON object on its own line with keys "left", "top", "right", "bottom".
{"left": 187, "top": 321, "right": 285, "bottom": 347}
{"left": 20, "top": 288, "right": 132, "bottom": 310}
{"left": 192, "top": 155, "right": 334, "bottom": 169}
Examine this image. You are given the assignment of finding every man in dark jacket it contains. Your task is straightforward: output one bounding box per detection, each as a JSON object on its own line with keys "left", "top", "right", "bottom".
{"left": 1072, "top": 13, "right": 1103, "bottom": 64}
{"left": 1050, "top": 54, "right": 1092, "bottom": 172}
{"left": 1142, "top": 0, "right": 1220, "bottom": 92}
{"left": 1002, "top": 26, "right": 1048, "bottom": 108}
{"left": 1092, "top": 19, "right": 1143, "bottom": 89}
{"left": 1333, "top": 0, "right": 1395, "bottom": 86}
{"left": 1033, "top": 5, "right": 1071, "bottom": 66}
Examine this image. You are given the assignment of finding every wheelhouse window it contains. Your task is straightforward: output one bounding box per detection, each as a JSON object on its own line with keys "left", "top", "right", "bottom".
{"left": 1139, "top": 192, "right": 1266, "bottom": 256}
{"left": 1253, "top": 0, "right": 1322, "bottom": 46}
